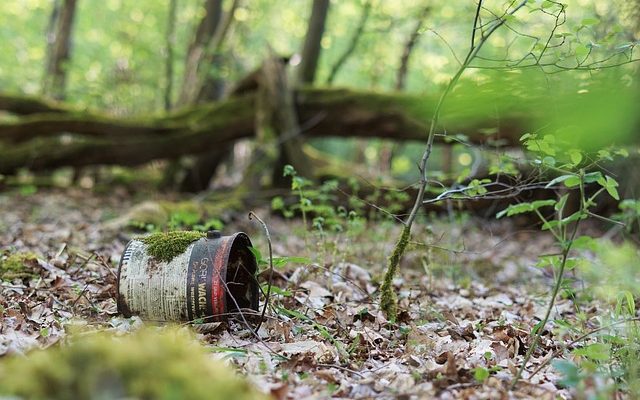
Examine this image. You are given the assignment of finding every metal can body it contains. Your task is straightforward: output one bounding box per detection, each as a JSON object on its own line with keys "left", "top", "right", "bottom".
{"left": 117, "top": 232, "right": 258, "bottom": 322}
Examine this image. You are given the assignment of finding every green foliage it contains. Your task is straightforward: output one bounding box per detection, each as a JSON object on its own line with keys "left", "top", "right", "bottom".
{"left": 139, "top": 231, "right": 205, "bottom": 262}
{"left": 273, "top": 165, "right": 366, "bottom": 263}
{"left": 473, "top": 367, "right": 490, "bottom": 383}
{"left": 496, "top": 199, "right": 556, "bottom": 219}
{"left": 0, "top": 327, "right": 265, "bottom": 400}
{"left": 614, "top": 199, "right": 640, "bottom": 237}
{"left": 502, "top": 128, "right": 640, "bottom": 393}
{"left": 249, "top": 246, "right": 310, "bottom": 270}
{"left": 553, "top": 359, "right": 582, "bottom": 388}
{"left": 125, "top": 200, "right": 227, "bottom": 234}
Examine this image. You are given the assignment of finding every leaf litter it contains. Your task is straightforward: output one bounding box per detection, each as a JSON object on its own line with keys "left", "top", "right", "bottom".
{"left": 0, "top": 188, "right": 601, "bottom": 399}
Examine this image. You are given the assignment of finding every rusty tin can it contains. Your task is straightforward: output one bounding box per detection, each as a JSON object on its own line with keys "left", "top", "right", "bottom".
{"left": 117, "top": 231, "right": 259, "bottom": 322}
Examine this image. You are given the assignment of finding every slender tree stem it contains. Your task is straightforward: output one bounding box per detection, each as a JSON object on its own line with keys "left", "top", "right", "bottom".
{"left": 405, "top": 0, "right": 527, "bottom": 230}
{"left": 380, "top": 0, "right": 528, "bottom": 319}
{"left": 248, "top": 211, "right": 274, "bottom": 332}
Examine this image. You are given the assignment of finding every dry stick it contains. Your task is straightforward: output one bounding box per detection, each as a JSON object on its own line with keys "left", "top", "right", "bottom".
{"left": 248, "top": 211, "right": 273, "bottom": 333}
{"left": 379, "top": 0, "right": 528, "bottom": 319}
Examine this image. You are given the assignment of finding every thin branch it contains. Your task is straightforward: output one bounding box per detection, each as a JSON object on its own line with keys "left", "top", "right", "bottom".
{"left": 248, "top": 211, "right": 273, "bottom": 333}
{"left": 406, "top": 0, "right": 528, "bottom": 229}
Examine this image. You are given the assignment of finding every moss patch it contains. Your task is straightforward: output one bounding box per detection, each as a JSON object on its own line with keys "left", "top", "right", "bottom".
{"left": 0, "top": 327, "right": 266, "bottom": 400}
{"left": 139, "top": 231, "right": 205, "bottom": 262}
{"left": 0, "top": 252, "right": 38, "bottom": 281}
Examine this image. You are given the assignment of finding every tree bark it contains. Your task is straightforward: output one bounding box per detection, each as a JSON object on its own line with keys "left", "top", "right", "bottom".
{"left": 0, "top": 95, "right": 67, "bottom": 115}
{"left": 176, "top": 0, "right": 240, "bottom": 191}
{"left": 296, "top": 0, "right": 330, "bottom": 84}
{"left": 195, "top": 0, "right": 239, "bottom": 103}
{"left": 42, "top": 0, "right": 78, "bottom": 101}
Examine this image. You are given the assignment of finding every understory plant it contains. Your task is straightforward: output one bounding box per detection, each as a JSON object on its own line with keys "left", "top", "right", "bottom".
{"left": 272, "top": 164, "right": 365, "bottom": 264}
{"left": 497, "top": 134, "right": 635, "bottom": 392}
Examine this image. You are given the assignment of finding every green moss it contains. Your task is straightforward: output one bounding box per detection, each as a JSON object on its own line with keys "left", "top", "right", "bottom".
{"left": 379, "top": 225, "right": 411, "bottom": 322}
{"left": 0, "top": 327, "right": 266, "bottom": 400}
{"left": 0, "top": 252, "right": 38, "bottom": 281}
{"left": 139, "top": 231, "right": 205, "bottom": 262}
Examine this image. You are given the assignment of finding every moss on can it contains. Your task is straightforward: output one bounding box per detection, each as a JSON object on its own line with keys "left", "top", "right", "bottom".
{"left": 138, "top": 231, "right": 205, "bottom": 262}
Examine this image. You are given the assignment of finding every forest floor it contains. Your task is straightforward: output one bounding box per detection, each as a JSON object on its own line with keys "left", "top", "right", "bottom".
{"left": 0, "top": 187, "right": 601, "bottom": 399}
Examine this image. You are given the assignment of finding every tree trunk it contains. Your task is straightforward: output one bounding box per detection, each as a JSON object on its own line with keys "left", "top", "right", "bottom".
{"left": 176, "top": 0, "right": 240, "bottom": 191}
{"left": 396, "top": 5, "right": 430, "bottom": 91}
{"left": 0, "top": 84, "right": 552, "bottom": 175}
{"left": 195, "top": 0, "right": 239, "bottom": 103}
{"left": 164, "top": 0, "right": 178, "bottom": 111}
{"left": 326, "top": 0, "right": 371, "bottom": 85}
{"left": 296, "top": 0, "right": 330, "bottom": 84}
{"left": 260, "top": 57, "right": 313, "bottom": 186}
{"left": 177, "top": 0, "right": 223, "bottom": 106}
{"left": 42, "top": 0, "right": 78, "bottom": 101}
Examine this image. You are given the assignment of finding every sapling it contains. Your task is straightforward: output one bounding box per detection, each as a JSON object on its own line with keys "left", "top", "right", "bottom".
{"left": 379, "top": 0, "right": 529, "bottom": 320}
{"left": 498, "top": 134, "right": 625, "bottom": 388}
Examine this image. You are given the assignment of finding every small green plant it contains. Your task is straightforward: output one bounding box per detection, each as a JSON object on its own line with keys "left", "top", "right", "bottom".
{"left": 500, "top": 134, "right": 628, "bottom": 389}
{"left": 272, "top": 165, "right": 366, "bottom": 264}
{"left": 18, "top": 184, "right": 37, "bottom": 196}
{"left": 249, "top": 246, "right": 309, "bottom": 271}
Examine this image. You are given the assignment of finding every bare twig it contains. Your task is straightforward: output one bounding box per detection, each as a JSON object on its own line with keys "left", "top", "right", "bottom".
{"left": 248, "top": 211, "right": 273, "bottom": 333}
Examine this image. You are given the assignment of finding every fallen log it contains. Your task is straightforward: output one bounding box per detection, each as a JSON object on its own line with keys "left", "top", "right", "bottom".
{"left": 0, "top": 88, "right": 529, "bottom": 174}
{"left": 0, "top": 94, "right": 67, "bottom": 115}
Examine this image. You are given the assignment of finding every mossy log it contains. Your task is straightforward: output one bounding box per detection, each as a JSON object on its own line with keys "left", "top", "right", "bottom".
{"left": 0, "top": 89, "right": 527, "bottom": 174}
{"left": 0, "top": 94, "right": 67, "bottom": 115}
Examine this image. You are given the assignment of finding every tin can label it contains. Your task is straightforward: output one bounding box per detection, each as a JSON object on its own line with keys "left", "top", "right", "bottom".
{"left": 118, "top": 239, "right": 193, "bottom": 321}
{"left": 186, "top": 238, "right": 230, "bottom": 321}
